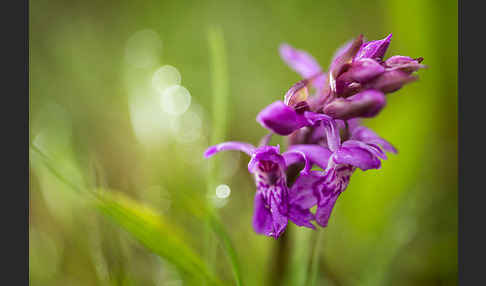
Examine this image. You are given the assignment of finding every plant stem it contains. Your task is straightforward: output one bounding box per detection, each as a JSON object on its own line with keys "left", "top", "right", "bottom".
{"left": 269, "top": 229, "right": 291, "bottom": 286}
{"left": 309, "top": 229, "right": 324, "bottom": 286}
{"left": 205, "top": 25, "right": 229, "bottom": 281}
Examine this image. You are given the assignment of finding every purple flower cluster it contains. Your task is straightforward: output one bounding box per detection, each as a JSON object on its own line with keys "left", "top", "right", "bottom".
{"left": 204, "top": 34, "right": 424, "bottom": 239}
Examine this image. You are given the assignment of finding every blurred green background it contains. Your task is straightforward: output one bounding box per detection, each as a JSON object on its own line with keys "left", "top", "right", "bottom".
{"left": 29, "top": 0, "right": 457, "bottom": 285}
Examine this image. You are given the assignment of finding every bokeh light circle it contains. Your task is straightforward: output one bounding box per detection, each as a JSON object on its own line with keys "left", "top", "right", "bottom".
{"left": 160, "top": 85, "right": 191, "bottom": 115}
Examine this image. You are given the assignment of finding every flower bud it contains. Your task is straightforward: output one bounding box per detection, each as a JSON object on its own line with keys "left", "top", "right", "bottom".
{"left": 354, "top": 34, "right": 392, "bottom": 62}
{"left": 366, "top": 70, "right": 418, "bottom": 93}
{"left": 323, "top": 89, "right": 386, "bottom": 119}
{"left": 385, "top": 56, "right": 426, "bottom": 74}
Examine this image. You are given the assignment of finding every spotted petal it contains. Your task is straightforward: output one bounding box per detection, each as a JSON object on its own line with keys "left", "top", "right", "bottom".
{"left": 252, "top": 185, "right": 288, "bottom": 239}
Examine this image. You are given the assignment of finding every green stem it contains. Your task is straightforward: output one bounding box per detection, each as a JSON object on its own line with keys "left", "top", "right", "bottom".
{"left": 205, "top": 25, "right": 232, "bottom": 283}
{"left": 309, "top": 229, "right": 324, "bottom": 286}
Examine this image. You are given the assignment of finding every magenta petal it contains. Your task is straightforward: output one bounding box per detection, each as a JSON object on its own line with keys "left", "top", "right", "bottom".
{"left": 269, "top": 190, "right": 289, "bottom": 238}
{"left": 287, "top": 145, "right": 332, "bottom": 170}
{"left": 322, "top": 118, "right": 341, "bottom": 152}
{"left": 385, "top": 55, "right": 426, "bottom": 74}
{"left": 344, "top": 58, "right": 386, "bottom": 83}
{"left": 256, "top": 101, "right": 309, "bottom": 135}
{"left": 329, "top": 35, "right": 364, "bottom": 93}
{"left": 279, "top": 43, "right": 323, "bottom": 79}
{"left": 288, "top": 171, "right": 322, "bottom": 209}
{"left": 367, "top": 69, "right": 417, "bottom": 93}
{"left": 282, "top": 150, "right": 312, "bottom": 174}
{"left": 310, "top": 73, "right": 329, "bottom": 92}
{"left": 333, "top": 140, "right": 381, "bottom": 170}
{"left": 252, "top": 192, "right": 275, "bottom": 236}
{"left": 252, "top": 184, "right": 289, "bottom": 239}
{"left": 329, "top": 36, "right": 363, "bottom": 90}
{"left": 288, "top": 205, "right": 315, "bottom": 229}
{"left": 315, "top": 190, "right": 340, "bottom": 227}
{"left": 323, "top": 89, "right": 386, "bottom": 120}
{"left": 204, "top": 141, "right": 256, "bottom": 158}
{"left": 350, "top": 125, "right": 397, "bottom": 154}
{"left": 247, "top": 145, "right": 286, "bottom": 173}
{"left": 354, "top": 33, "right": 392, "bottom": 62}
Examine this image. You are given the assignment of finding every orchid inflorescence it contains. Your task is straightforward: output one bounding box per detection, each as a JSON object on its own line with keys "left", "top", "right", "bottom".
{"left": 204, "top": 34, "right": 425, "bottom": 239}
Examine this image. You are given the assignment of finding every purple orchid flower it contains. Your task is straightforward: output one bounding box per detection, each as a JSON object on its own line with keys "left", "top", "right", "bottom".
{"left": 277, "top": 34, "right": 425, "bottom": 121}
{"left": 287, "top": 118, "right": 396, "bottom": 227}
{"left": 204, "top": 142, "right": 315, "bottom": 238}
{"left": 204, "top": 33, "right": 423, "bottom": 238}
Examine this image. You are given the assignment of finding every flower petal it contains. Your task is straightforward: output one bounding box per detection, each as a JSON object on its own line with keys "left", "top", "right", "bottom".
{"left": 252, "top": 184, "right": 289, "bottom": 239}
{"left": 323, "top": 89, "right": 386, "bottom": 120}
{"left": 269, "top": 188, "right": 289, "bottom": 238}
{"left": 282, "top": 149, "right": 312, "bottom": 174}
{"left": 252, "top": 191, "right": 275, "bottom": 236}
{"left": 350, "top": 125, "right": 397, "bottom": 154}
{"left": 333, "top": 140, "right": 382, "bottom": 170}
{"left": 288, "top": 205, "right": 315, "bottom": 229}
{"left": 329, "top": 35, "right": 364, "bottom": 93}
{"left": 247, "top": 145, "right": 286, "bottom": 173}
{"left": 314, "top": 190, "right": 341, "bottom": 227}
{"left": 256, "top": 101, "right": 310, "bottom": 135}
{"left": 354, "top": 33, "right": 392, "bottom": 62}
{"left": 321, "top": 118, "right": 341, "bottom": 152}
{"left": 288, "top": 171, "right": 322, "bottom": 208}
{"left": 279, "top": 43, "right": 323, "bottom": 79}
{"left": 366, "top": 69, "right": 418, "bottom": 93}
{"left": 342, "top": 58, "right": 386, "bottom": 83}
{"left": 204, "top": 141, "right": 256, "bottom": 158}
{"left": 385, "top": 55, "right": 426, "bottom": 74}
{"left": 287, "top": 145, "right": 332, "bottom": 170}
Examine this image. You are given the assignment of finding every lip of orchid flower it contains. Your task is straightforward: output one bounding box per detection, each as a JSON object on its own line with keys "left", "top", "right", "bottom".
{"left": 204, "top": 140, "right": 315, "bottom": 238}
